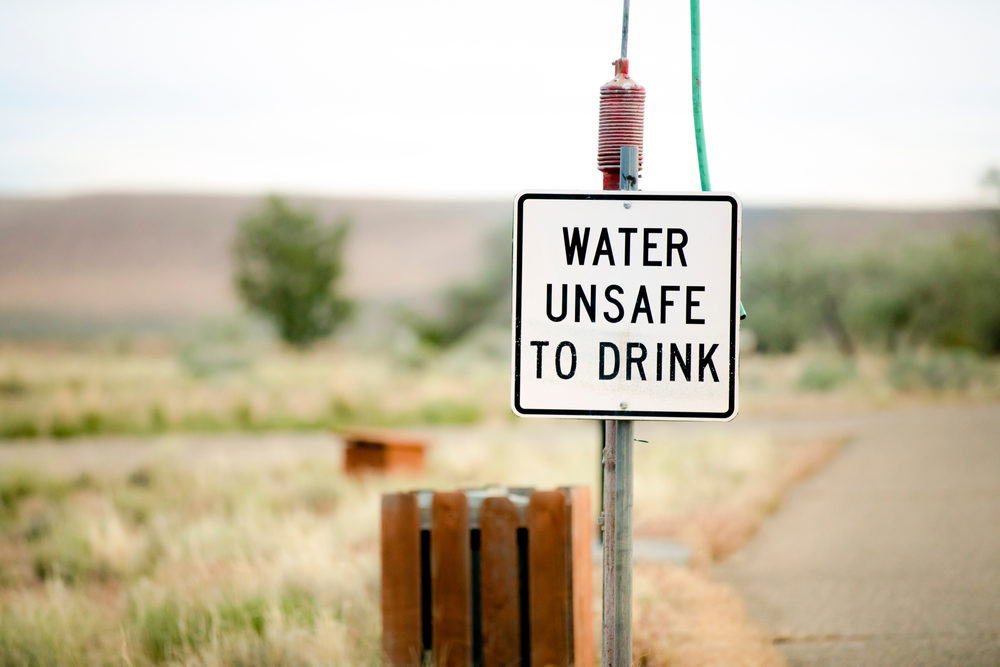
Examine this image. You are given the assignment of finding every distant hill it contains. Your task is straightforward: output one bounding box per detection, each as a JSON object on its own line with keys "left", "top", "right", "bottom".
{"left": 0, "top": 194, "right": 509, "bottom": 337}
{"left": 0, "top": 193, "right": 992, "bottom": 338}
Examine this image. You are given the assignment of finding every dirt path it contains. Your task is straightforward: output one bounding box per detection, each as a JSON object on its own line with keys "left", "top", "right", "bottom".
{"left": 716, "top": 402, "right": 1000, "bottom": 666}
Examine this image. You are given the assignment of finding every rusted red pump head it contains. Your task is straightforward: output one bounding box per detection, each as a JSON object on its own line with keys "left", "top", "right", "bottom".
{"left": 598, "top": 58, "right": 646, "bottom": 191}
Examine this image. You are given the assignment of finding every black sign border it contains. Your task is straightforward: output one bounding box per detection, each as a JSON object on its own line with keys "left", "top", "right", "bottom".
{"left": 512, "top": 191, "right": 740, "bottom": 420}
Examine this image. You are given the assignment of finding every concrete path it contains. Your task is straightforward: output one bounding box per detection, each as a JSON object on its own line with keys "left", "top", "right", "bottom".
{"left": 716, "top": 403, "right": 1000, "bottom": 666}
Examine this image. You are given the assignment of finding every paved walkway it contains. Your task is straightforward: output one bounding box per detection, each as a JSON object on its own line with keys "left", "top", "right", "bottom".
{"left": 716, "top": 403, "right": 1000, "bottom": 666}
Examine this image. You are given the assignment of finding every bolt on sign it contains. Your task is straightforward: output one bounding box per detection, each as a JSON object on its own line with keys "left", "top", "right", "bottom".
{"left": 511, "top": 192, "right": 741, "bottom": 420}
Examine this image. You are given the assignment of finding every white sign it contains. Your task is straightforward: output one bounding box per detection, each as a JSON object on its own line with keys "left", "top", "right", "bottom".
{"left": 511, "top": 192, "right": 741, "bottom": 421}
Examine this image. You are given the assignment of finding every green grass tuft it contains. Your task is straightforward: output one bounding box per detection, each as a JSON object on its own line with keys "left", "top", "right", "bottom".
{"left": 417, "top": 399, "right": 481, "bottom": 425}
{"left": 0, "top": 469, "right": 41, "bottom": 515}
{"left": 134, "top": 596, "right": 214, "bottom": 663}
{"left": 218, "top": 594, "right": 268, "bottom": 638}
{"left": 31, "top": 529, "right": 95, "bottom": 584}
{"left": 279, "top": 584, "right": 318, "bottom": 629}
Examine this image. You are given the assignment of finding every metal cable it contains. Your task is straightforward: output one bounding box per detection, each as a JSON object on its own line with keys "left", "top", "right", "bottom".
{"left": 621, "top": 0, "right": 630, "bottom": 59}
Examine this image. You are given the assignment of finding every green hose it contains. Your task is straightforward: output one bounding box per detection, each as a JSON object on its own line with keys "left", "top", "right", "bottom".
{"left": 690, "top": 0, "right": 711, "bottom": 192}
{"left": 691, "top": 0, "right": 746, "bottom": 319}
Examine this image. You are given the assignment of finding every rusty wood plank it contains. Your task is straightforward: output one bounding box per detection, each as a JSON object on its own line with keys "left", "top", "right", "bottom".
{"left": 480, "top": 496, "right": 521, "bottom": 667}
{"left": 381, "top": 492, "right": 423, "bottom": 666}
{"left": 431, "top": 491, "right": 472, "bottom": 666}
{"left": 529, "top": 490, "right": 571, "bottom": 666}
{"left": 567, "top": 486, "right": 595, "bottom": 667}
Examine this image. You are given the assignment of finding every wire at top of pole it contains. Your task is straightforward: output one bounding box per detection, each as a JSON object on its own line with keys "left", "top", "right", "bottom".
{"left": 621, "top": 0, "right": 630, "bottom": 59}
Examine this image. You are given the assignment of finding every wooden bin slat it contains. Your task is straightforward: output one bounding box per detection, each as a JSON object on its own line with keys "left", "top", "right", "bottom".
{"left": 479, "top": 496, "right": 521, "bottom": 667}
{"left": 528, "top": 490, "right": 571, "bottom": 666}
{"left": 431, "top": 492, "right": 472, "bottom": 665}
{"left": 381, "top": 493, "right": 422, "bottom": 665}
{"left": 567, "top": 486, "right": 595, "bottom": 667}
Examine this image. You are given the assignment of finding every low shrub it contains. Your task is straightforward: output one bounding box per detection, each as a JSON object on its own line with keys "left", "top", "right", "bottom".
{"left": 888, "top": 349, "right": 996, "bottom": 392}
{"left": 0, "top": 416, "right": 40, "bottom": 439}
{"left": 280, "top": 584, "right": 318, "bottom": 629}
{"left": 31, "top": 529, "right": 96, "bottom": 584}
{"left": 0, "top": 375, "right": 28, "bottom": 397}
{"left": 796, "top": 357, "right": 857, "bottom": 392}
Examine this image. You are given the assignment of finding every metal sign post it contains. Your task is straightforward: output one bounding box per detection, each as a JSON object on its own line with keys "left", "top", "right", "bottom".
{"left": 601, "top": 146, "right": 638, "bottom": 667}
{"left": 602, "top": 418, "right": 633, "bottom": 665}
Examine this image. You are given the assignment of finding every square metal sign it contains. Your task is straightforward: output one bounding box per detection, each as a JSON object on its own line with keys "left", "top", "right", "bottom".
{"left": 511, "top": 191, "right": 741, "bottom": 420}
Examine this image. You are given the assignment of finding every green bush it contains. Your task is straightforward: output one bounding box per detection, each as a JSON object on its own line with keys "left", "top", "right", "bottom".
{"left": 888, "top": 349, "right": 996, "bottom": 392}
{"left": 31, "top": 529, "right": 96, "bottom": 584}
{"left": 743, "top": 238, "right": 855, "bottom": 355}
{"left": 741, "top": 299, "right": 804, "bottom": 355}
{"left": 233, "top": 196, "right": 354, "bottom": 348}
{"left": 796, "top": 357, "right": 857, "bottom": 392}
{"left": 847, "top": 233, "right": 1000, "bottom": 354}
{"left": 0, "top": 469, "right": 41, "bottom": 517}
{"left": 0, "top": 416, "right": 40, "bottom": 439}
{"left": 48, "top": 416, "right": 79, "bottom": 439}
{"left": 79, "top": 410, "right": 104, "bottom": 435}
{"left": 743, "top": 230, "right": 1000, "bottom": 357}
{"left": 0, "top": 375, "right": 28, "bottom": 397}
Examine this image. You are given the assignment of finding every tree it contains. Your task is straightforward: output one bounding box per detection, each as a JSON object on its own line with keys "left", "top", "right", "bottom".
{"left": 232, "top": 196, "right": 353, "bottom": 348}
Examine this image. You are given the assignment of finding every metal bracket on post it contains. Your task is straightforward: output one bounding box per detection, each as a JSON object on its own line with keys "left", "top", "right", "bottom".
{"left": 601, "top": 145, "right": 638, "bottom": 667}
{"left": 619, "top": 146, "right": 638, "bottom": 191}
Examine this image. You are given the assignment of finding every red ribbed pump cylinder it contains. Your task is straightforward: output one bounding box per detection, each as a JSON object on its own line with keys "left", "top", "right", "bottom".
{"left": 598, "top": 59, "right": 645, "bottom": 190}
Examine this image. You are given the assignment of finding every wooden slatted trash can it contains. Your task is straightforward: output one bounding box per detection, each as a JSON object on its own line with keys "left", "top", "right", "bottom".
{"left": 381, "top": 487, "right": 594, "bottom": 666}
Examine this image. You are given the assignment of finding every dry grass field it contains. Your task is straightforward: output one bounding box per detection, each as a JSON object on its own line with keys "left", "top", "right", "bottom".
{"left": 2, "top": 339, "right": 997, "bottom": 441}
{"left": 1, "top": 339, "right": 996, "bottom": 664}
{"left": 0, "top": 414, "right": 838, "bottom": 665}
{"left": 0, "top": 341, "right": 507, "bottom": 440}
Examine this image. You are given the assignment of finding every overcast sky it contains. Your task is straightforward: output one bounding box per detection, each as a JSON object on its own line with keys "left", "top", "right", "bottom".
{"left": 2, "top": 0, "right": 998, "bottom": 206}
